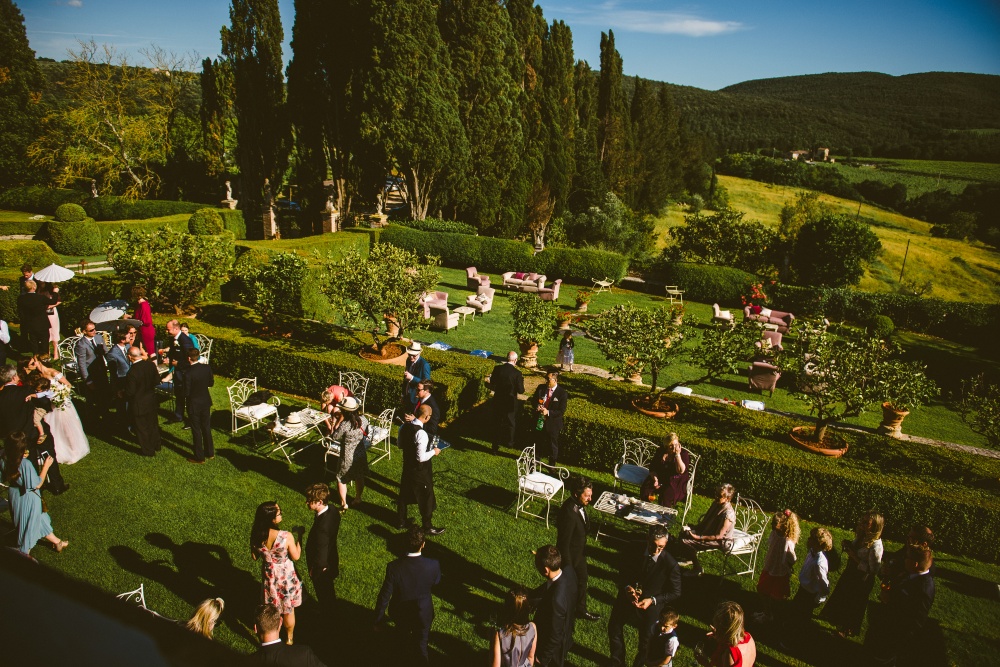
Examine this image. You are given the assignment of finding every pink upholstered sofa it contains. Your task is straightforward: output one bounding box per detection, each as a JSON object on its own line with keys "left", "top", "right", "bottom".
{"left": 743, "top": 306, "right": 795, "bottom": 333}
{"left": 501, "top": 271, "right": 546, "bottom": 293}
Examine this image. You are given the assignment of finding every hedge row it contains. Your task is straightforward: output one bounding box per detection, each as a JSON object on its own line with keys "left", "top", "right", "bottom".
{"left": 0, "top": 186, "right": 88, "bottom": 214}
{"left": 179, "top": 304, "right": 494, "bottom": 423}
{"left": 643, "top": 262, "right": 758, "bottom": 305}
{"left": 95, "top": 219, "right": 189, "bottom": 248}
{"left": 83, "top": 196, "right": 204, "bottom": 221}
{"left": 393, "top": 217, "right": 478, "bottom": 235}
{"left": 0, "top": 220, "right": 45, "bottom": 236}
{"left": 44, "top": 219, "right": 103, "bottom": 255}
{"left": 379, "top": 225, "right": 629, "bottom": 284}
{"left": 526, "top": 374, "right": 1000, "bottom": 562}
{"left": 218, "top": 210, "right": 246, "bottom": 240}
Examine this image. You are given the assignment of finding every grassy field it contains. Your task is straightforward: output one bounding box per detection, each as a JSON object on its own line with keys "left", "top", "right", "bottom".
{"left": 22, "top": 382, "right": 1000, "bottom": 666}
{"left": 651, "top": 176, "right": 1000, "bottom": 302}
{"left": 844, "top": 158, "right": 1000, "bottom": 184}
{"left": 823, "top": 162, "right": 970, "bottom": 197}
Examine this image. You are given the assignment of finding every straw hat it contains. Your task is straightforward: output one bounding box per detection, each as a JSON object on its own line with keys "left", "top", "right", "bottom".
{"left": 285, "top": 412, "right": 302, "bottom": 425}
{"left": 407, "top": 341, "right": 423, "bottom": 355}
{"left": 338, "top": 396, "right": 361, "bottom": 412}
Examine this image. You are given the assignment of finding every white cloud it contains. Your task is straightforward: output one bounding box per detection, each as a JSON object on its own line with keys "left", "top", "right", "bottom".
{"left": 550, "top": 2, "right": 744, "bottom": 37}
{"left": 55, "top": 0, "right": 84, "bottom": 7}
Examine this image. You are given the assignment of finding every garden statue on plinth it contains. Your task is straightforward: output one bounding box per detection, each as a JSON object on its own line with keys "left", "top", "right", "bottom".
{"left": 90, "top": 179, "right": 99, "bottom": 198}
{"left": 221, "top": 180, "right": 237, "bottom": 210}
{"left": 322, "top": 195, "right": 340, "bottom": 233}
{"left": 263, "top": 178, "right": 278, "bottom": 239}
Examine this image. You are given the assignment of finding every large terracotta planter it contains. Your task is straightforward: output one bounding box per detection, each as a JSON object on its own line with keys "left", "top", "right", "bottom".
{"left": 518, "top": 342, "right": 539, "bottom": 368}
{"left": 360, "top": 342, "right": 407, "bottom": 366}
{"left": 632, "top": 397, "right": 679, "bottom": 419}
{"left": 877, "top": 402, "right": 910, "bottom": 438}
{"left": 576, "top": 301, "right": 589, "bottom": 313}
{"left": 789, "top": 426, "right": 849, "bottom": 458}
{"left": 384, "top": 315, "right": 401, "bottom": 338}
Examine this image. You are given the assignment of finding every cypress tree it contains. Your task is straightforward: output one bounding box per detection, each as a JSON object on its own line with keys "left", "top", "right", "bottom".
{"left": 569, "top": 60, "right": 606, "bottom": 213}
{"left": 199, "top": 57, "right": 234, "bottom": 179}
{"left": 541, "top": 20, "right": 576, "bottom": 217}
{"left": 597, "top": 30, "right": 631, "bottom": 196}
{"left": 361, "top": 0, "right": 468, "bottom": 221}
{"left": 221, "top": 0, "right": 290, "bottom": 239}
{"left": 0, "top": 0, "right": 43, "bottom": 187}
{"left": 438, "top": 0, "right": 523, "bottom": 230}
{"left": 627, "top": 76, "right": 681, "bottom": 213}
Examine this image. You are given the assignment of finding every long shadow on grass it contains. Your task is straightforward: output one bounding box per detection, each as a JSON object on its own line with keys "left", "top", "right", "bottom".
{"left": 933, "top": 561, "right": 1000, "bottom": 600}
{"left": 217, "top": 446, "right": 316, "bottom": 494}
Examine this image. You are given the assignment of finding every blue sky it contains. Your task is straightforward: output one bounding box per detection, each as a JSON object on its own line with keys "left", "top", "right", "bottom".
{"left": 18, "top": 0, "right": 1000, "bottom": 90}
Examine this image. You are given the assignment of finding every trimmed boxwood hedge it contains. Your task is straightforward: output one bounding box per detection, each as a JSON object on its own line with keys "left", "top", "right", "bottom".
{"left": 83, "top": 196, "right": 204, "bottom": 221}
{"left": 0, "top": 186, "right": 88, "bottom": 215}
{"left": 217, "top": 209, "right": 246, "bottom": 240}
{"left": 54, "top": 203, "right": 87, "bottom": 222}
{"left": 44, "top": 218, "right": 103, "bottom": 255}
{"left": 520, "top": 373, "right": 1000, "bottom": 562}
{"left": 174, "top": 304, "right": 494, "bottom": 423}
{"left": 0, "top": 220, "right": 45, "bottom": 236}
{"left": 0, "top": 240, "right": 61, "bottom": 269}
{"left": 379, "top": 225, "right": 629, "bottom": 284}
{"left": 394, "top": 217, "right": 478, "bottom": 235}
{"left": 645, "top": 261, "right": 757, "bottom": 306}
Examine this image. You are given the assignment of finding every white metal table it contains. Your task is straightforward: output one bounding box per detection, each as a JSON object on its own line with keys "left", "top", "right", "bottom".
{"left": 269, "top": 407, "right": 329, "bottom": 464}
{"left": 593, "top": 491, "right": 677, "bottom": 542}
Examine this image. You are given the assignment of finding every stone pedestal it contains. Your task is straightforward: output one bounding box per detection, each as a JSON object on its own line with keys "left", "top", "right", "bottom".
{"left": 264, "top": 207, "right": 278, "bottom": 239}
{"left": 220, "top": 199, "right": 237, "bottom": 210}
{"left": 322, "top": 210, "right": 340, "bottom": 233}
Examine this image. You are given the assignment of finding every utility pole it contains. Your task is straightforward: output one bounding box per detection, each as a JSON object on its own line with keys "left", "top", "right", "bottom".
{"left": 898, "top": 239, "right": 911, "bottom": 283}
{"left": 855, "top": 201, "right": 862, "bottom": 220}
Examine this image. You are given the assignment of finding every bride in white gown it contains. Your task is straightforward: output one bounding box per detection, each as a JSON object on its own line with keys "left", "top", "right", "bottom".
{"left": 28, "top": 357, "right": 90, "bottom": 465}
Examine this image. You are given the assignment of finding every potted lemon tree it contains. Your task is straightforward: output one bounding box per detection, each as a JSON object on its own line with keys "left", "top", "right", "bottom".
{"left": 510, "top": 292, "right": 559, "bottom": 368}
{"left": 875, "top": 360, "right": 938, "bottom": 438}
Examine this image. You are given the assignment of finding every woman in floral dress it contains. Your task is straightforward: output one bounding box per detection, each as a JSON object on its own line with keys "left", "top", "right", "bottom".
{"left": 250, "top": 501, "right": 303, "bottom": 644}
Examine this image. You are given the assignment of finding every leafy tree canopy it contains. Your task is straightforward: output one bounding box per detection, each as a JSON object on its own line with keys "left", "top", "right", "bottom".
{"left": 791, "top": 213, "right": 882, "bottom": 288}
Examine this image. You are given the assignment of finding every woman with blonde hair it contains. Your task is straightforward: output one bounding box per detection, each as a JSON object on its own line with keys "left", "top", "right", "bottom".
{"left": 754, "top": 510, "right": 800, "bottom": 623}
{"left": 490, "top": 586, "right": 536, "bottom": 667}
{"left": 676, "top": 483, "right": 736, "bottom": 576}
{"left": 821, "top": 510, "right": 885, "bottom": 637}
{"left": 185, "top": 597, "right": 224, "bottom": 639}
{"left": 696, "top": 601, "right": 755, "bottom": 667}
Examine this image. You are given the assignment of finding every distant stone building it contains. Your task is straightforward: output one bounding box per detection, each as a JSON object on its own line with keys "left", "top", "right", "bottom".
{"left": 786, "top": 149, "right": 810, "bottom": 160}
{"left": 814, "top": 147, "right": 830, "bottom": 161}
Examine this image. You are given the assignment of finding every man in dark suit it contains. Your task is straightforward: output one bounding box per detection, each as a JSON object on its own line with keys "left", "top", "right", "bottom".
{"left": 124, "top": 346, "right": 160, "bottom": 456}
{"left": 868, "top": 545, "right": 936, "bottom": 666}
{"left": 105, "top": 329, "right": 131, "bottom": 424}
{"left": 16, "top": 279, "right": 54, "bottom": 355}
{"left": 607, "top": 526, "right": 682, "bottom": 667}
{"left": 557, "top": 476, "right": 599, "bottom": 622}
{"left": 184, "top": 348, "right": 214, "bottom": 463}
{"left": 75, "top": 318, "right": 109, "bottom": 425}
{"left": 489, "top": 351, "right": 524, "bottom": 452}
{"left": 158, "top": 319, "right": 193, "bottom": 424}
{"left": 397, "top": 404, "right": 445, "bottom": 535}
{"left": 531, "top": 544, "right": 578, "bottom": 667}
{"left": 305, "top": 483, "right": 341, "bottom": 613}
{"left": 374, "top": 526, "right": 442, "bottom": 665}
{"left": 401, "top": 342, "right": 431, "bottom": 413}
{"left": 404, "top": 379, "right": 440, "bottom": 438}
{"left": 0, "top": 364, "right": 67, "bottom": 493}
{"left": 532, "top": 370, "right": 568, "bottom": 465}
{"left": 252, "top": 603, "right": 327, "bottom": 667}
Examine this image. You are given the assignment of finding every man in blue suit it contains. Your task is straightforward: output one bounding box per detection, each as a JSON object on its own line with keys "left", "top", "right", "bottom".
{"left": 105, "top": 329, "right": 131, "bottom": 427}
{"left": 374, "top": 526, "right": 441, "bottom": 664}
{"left": 401, "top": 342, "right": 431, "bottom": 413}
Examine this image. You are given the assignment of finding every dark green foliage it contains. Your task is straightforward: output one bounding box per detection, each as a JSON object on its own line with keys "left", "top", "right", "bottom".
{"left": 867, "top": 314, "right": 895, "bottom": 340}
{"left": 51, "top": 274, "right": 129, "bottom": 332}
{"left": 791, "top": 214, "right": 882, "bottom": 288}
{"left": 597, "top": 31, "right": 631, "bottom": 197}
{"left": 83, "top": 196, "right": 203, "bottom": 221}
{"left": 557, "top": 192, "right": 655, "bottom": 261}
{"left": 569, "top": 61, "right": 606, "bottom": 214}
{"left": 626, "top": 77, "right": 682, "bottom": 214}
{"left": 649, "top": 262, "right": 757, "bottom": 306}
{"left": 221, "top": 0, "right": 290, "bottom": 239}
{"left": 930, "top": 211, "right": 978, "bottom": 241}
{"left": 532, "top": 246, "right": 629, "bottom": 284}
{"left": 666, "top": 208, "right": 781, "bottom": 275}
{"left": 0, "top": 240, "right": 60, "bottom": 269}
{"left": 54, "top": 203, "right": 86, "bottom": 223}
{"left": 94, "top": 219, "right": 188, "bottom": 248}
{"left": 237, "top": 251, "right": 308, "bottom": 324}
{"left": 0, "top": 220, "right": 44, "bottom": 236}
{"left": 533, "top": 373, "right": 1000, "bottom": 562}
{"left": 718, "top": 153, "right": 861, "bottom": 201}
{"left": 188, "top": 208, "right": 224, "bottom": 235}
{"left": 199, "top": 57, "right": 234, "bottom": 178}
{"left": 540, "top": 19, "right": 576, "bottom": 218}
{"left": 216, "top": 209, "right": 246, "bottom": 239}
{"left": 44, "top": 219, "right": 102, "bottom": 255}
{"left": 0, "top": 1, "right": 43, "bottom": 188}
{"left": 392, "top": 217, "right": 477, "bottom": 235}
{"left": 0, "top": 186, "right": 88, "bottom": 214}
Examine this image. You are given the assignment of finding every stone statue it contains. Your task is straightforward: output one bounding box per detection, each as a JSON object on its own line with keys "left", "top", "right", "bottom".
{"left": 225, "top": 180, "right": 232, "bottom": 201}
{"left": 90, "top": 179, "right": 98, "bottom": 198}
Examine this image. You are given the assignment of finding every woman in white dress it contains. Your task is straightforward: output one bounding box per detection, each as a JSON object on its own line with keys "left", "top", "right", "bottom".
{"left": 25, "top": 356, "right": 89, "bottom": 465}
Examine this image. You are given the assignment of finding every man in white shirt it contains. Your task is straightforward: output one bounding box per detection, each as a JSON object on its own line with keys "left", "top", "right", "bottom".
{"left": 396, "top": 405, "right": 444, "bottom": 535}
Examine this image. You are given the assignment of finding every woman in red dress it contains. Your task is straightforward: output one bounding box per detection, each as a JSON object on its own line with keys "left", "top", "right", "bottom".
{"left": 132, "top": 286, "right": 156, "bottom": 359}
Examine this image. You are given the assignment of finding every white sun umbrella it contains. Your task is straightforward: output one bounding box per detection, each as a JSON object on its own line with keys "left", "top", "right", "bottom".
{"left": 33, "top": 263, "right": 76, "bottom": 283}
{"left": 90, "top": 299, "right": 129, "bottom": 323}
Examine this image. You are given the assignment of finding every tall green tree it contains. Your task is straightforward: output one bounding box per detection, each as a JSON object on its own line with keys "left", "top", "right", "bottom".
{"left": 540, "top": 20, "right": 576, "bottom": 217}
{"left": 221, "top": 0, "right": 290, "bottom": 239}
{"left": 438, "top": 0, "right": 523, "bottom": 230}
{"left": 597, "top": 30, "right": 631, "bottom": 196}
{"left": 626, "top": 78, "right": 681, "bottom": 214}
{"left": 569, "top": 60, "right": 606, "bottom": 213}
{"left": 791, "top": 214, "right": 882, "bottom": 287}
{"left": 360, "top": 0, "right": 468, "bottom": 221}
{"left": 0, "top": 0, "right": 42, "bottom": 188}
{"left": 199, "top": 57, "right": 236, "bottom": 179}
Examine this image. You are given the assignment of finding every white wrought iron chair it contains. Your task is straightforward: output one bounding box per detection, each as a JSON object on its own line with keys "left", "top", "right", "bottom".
{"left": 515, "top": 445, "right": 569, "bottom": 529}
{"left": 613, "top": 438, "right": 659, "bottom": 494}
{"left": 339, "top": 371, "right": 370, "bottom": 415}
{"left": 698, "top": 495, "right": 768, "bottom": 579}
{"left": 679, "top": 448, "right": 700, "bottom": 526}
{"left": 366, "top": 408, "right": 394, "bottom": 465}
{"left": 116, "top": 583, "right": 148, "bottom": 609}
{"left": 228, "top": 378, "right": 281, "bottom": 434}
{"left": 193, "top": 334, "right": 213, "bottom": 362}
{"left": 57, "top": 335, "right": 82, "bottom": 380}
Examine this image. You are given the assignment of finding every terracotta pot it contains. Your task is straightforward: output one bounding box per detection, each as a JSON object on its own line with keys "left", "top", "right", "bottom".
{"left": 576, "top": 301, "right": 589, "bottom": 313}
{"left": 384, "top": 315, "right": 401, "bottom": 338}
{"left": 628, "top": 372, "right": 644, "bottom": 385}
{"left": 631, "top": 397, "right": 679, "bottom": 419}
{"left": 789, "top": 426, "right": 849, "bottom": 458}
{"left": 877, "top": 402, "right": 910, "bottom": 438}
{"left": 518, "top": 342, "right": 539, "bottom": 368}
{"left": 359, "top": 342, "right": 408, "bottom": 366}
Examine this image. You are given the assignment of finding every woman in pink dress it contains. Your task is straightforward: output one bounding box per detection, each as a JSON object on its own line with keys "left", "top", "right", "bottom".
{"left": 132, "top": 286, "right": 156, "bottom": 360}
{"left": 250, "top": 501, "right": 303, "bottom": 644}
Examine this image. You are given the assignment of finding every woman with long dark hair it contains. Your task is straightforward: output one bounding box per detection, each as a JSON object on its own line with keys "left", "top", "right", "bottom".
{"left": 490, "top": 586, "right": 536, "bottom": 667}
{"left": 250, "top": 501, "right": 302, "bottom": 644}
{"left": 1, "top": 432, "right": 67, "bottom": 554}
{"left": 330, "top": 396, "right": 370, "bottom": 511}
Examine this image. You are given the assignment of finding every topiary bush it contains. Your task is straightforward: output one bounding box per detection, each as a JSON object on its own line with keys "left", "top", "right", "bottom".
{"left": 83, "top": 196, "right": 204, "bottom": 221}
{"left": 45, "top": 219, "right": 103, "bottom": 255}
{"left": 393, "top": 217, "right": 478, "bottom": 235}
{"left": 188, "top": 208, "right": 224, "bottom": 235}
{"left": 54, "top": 203, "right": 87, "bottom": 223}
{"left": 217, "top": 209, "right": 246, "bottom": 240}
{"left": 867, "top": 314, "right": 895, "bottom": 340}
{"left": 647, "top": 261, "right": 757, "bottom": 306}
{"left": 0, "top": 240, "right": 61, "bottom": 269}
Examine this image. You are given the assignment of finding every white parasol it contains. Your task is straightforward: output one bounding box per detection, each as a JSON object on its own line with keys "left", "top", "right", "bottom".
{"left": 33, "top": 263, "right": 76, "bottom": 283}
{"left": 90, "top": 299, "right": 129, "bottom": 323}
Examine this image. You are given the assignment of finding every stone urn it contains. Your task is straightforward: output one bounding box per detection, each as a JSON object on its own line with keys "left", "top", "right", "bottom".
{"left": 877, "top": 402, "right": 910, "bottom": 438}
{"left": 518, "top": 341, "right": 539, "bottom": 368}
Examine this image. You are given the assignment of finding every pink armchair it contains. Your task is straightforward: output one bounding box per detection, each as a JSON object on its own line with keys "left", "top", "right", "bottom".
{"left": 420, "top": 291, "right": 448, "bottom": 319}
{"left": 755, "top": 331, "right": 784, "bottom": 354}
{"left": 433, "top": 306, "right": 460, "bottom": 331}
{"left": 466, "top": 287, "right": 495, "bottom": 315}
{"left": 538, "top": 279, "right": 562, "bottom": 302}
{"left": 466, "top": 267, "right": 491, "bottom": 292}
{"left": 748, "top": 361, "right": 781, "bottom": 396}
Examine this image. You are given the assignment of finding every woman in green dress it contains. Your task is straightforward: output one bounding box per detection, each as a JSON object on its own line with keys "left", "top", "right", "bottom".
{"left": 2, "top": 432, "right": 68, "bottom": 555}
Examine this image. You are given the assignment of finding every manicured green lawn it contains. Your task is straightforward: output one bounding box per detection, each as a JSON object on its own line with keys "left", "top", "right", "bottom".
{"left": 424, "top": 267, "right": 995, "bottom": 450}
{"left": 23, "top": 381, "right": 1000, "bottom": 666}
